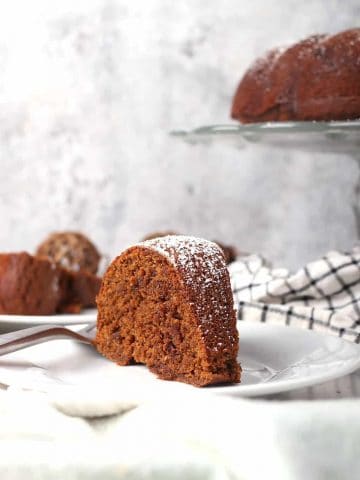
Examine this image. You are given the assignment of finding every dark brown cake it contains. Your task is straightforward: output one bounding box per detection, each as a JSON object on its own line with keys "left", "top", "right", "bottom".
{"left": 59, "top": 270, "right": 102, "bottom": 313}
{"left": 36, "top": 231, "right": 101, "bottom": 274}
{"left": 96, "top": 235, "right": 240, "bottom": 387}
{"left": 0, "top": 252, "right": 101, "bottom": 315}
{"left": 231, "top": 28, "right": 360, "bottom": 123}
{"left": 213, "top": 241, "right": 238, "bottom": 264}
{"left": 0, "top": 252, "right": 64, "bottom": 315}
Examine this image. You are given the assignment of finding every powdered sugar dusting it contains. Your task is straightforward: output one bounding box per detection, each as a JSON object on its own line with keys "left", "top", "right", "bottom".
{"left": 247, "top": 29, "right": 360, "bottom": 79}
{"left": 247, "top": 46, "right": 285, "bottom": 77}
{"left": 140, "top": 235, "right": 222, "bottom": 268}
{"left": 137, "top": 235, "right": 238, "bottom": 352}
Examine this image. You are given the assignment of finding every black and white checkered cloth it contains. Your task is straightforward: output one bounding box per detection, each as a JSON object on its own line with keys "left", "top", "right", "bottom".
{"left": 229, "top": 247, "right": 360, "bottom": 343}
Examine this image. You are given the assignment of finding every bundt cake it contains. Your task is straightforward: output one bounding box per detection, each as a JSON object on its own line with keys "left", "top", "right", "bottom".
{"left": 0, "top": 252, "right": 101, "bottom": 315}
{"left": 36, "top": 231, "right": 101, "bottom": 274}
{"left": 95, "top": 235, "right": 240, "bottom": 387}
{"left": 231, "top": 28, "right": 360, "bottom": 123}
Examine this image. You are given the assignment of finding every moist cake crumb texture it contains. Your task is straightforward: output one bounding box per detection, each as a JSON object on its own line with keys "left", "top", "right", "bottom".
{"left": 95, "top": 235, "right": 241, "bottom": 387}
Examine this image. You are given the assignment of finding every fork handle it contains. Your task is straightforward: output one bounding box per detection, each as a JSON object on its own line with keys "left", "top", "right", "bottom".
{"left": 0, "top": 325, "right": 92, "bottom": 356}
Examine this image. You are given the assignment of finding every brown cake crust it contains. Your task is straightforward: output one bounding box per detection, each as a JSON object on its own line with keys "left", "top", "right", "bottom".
{"left": 0, "top": 252, "right": 64, "bottom": 315}
{"left": 96, "top": 236, "right": 240, "bottom": 387}
{"left": 36, "top": 231, "right": 101, "bottom": 274}
{"left": 231, "top": 28, "right": 360, "bottom": 123}
{"left": 0, "top": 252, "right": 101, "bottom": 315}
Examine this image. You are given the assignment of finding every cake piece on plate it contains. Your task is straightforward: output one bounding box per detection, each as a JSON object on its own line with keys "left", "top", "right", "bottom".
{"left": 59, "top": 269, "right": 102, "bottom": 313}
{"left": 0, "top": 252, "right": 101, "bottom": 315}
{"left": 36, "top": 231, "right": 101, "bottom": 274}
{"left": 96, "top": 235, "right": 240, "bottom": 387}
{"left": 0, "top": 252, "right": 64, "bottom": 315}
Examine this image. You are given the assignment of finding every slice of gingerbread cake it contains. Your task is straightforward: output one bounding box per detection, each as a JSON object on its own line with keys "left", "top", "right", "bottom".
{"left": 0, "top": 251, "right": 101, "bottom": 315}
{"left": 95, "top": 235, "right": 240, "bottom": 387}
{"left": 0, "top": 252, "right": 64, "bottom": 315}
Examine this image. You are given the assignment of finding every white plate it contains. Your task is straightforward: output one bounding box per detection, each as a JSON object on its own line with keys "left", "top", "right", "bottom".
{"left": 0, "top": 322, "right": 359, "bottom": 398}
{"left": 171, "top": 120, "right": 360, "bottom": 154}
{"left": 0, "top": 309, "right": 97, "bottom": 332}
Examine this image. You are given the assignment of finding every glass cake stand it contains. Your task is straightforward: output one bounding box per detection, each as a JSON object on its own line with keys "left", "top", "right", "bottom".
{"left": 171, "top": 120, "right": 360, "bottom": 154}
{"left": 171, "top": 119, "right": 360, "bottom": 236}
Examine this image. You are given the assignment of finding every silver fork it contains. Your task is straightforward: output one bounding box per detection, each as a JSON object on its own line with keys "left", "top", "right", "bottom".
{"left": 0, "top": 322, "right": 96, "bottom": 356}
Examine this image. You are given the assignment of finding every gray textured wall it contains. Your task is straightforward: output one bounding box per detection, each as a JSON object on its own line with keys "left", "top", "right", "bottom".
{"left": 0, "top": 0, "right": 359, "bottom": 269}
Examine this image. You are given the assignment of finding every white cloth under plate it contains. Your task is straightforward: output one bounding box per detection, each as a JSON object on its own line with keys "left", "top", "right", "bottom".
{"left": 229, "top": 247, "right": 360, "bottom": 342}
{"left": 0, "top": 388, "right": 359, "bottom": 480}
